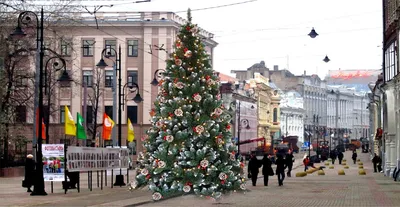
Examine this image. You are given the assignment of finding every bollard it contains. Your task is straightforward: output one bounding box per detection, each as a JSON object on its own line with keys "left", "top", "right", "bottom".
{"left": 329, "top": 166, "right": 334, "bottom": 169}
{"left": 359, "top": 169, "right": 366, "bottom": 175}
{"left": 344, "top": 165, "right": 349, "bottom": 169}
{"left": 318, "top": 170, "right": 325, "bottom": 175}
{"left": 338, "top": 169, "right": 345, "bottom": 175}
{"left": 296, "top": 172, "right": 307, "bottom": 177}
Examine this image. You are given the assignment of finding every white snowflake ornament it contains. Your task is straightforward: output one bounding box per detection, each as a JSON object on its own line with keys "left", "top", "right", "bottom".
{"left": 184, "top": 50, "right": 193, "bottom": 58}
{"left": 174, "top": 108, "right": 184, "bottom": 117}
{"left": 219, "top": 172, "right": 228, "bottom": 180}
{"left": 165, "top": 135, "right": 174, "bottom": 143}
{"left": 141, "top": 168, "right": 149, "bottom": 176}
{"left": 175, "top": 82, "right": 184, "bottom": 89}
{"left": 195, "top": 125, "right": 205, "bottom": 134}
{"left": 158, "top": 161, "right": 166, "bottom": 168}
{"left": 152, "top": 192, "right": 162, "bottom": 201}
{"left": 200, "top": 159, "right": 209, "bottom": 168}
{"left": 183, "top": 185, "right": 191, "bottom": 193}
{"left": 193, "top": 93, "right": 202, "bottom": 102}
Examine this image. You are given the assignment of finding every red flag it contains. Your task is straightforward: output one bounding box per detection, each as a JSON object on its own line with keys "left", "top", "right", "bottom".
{"left": 102, "top": 113, "right": 114, "bottom": 140}
{"left": 35, "top": 108, "right": 46, "bottom": 140}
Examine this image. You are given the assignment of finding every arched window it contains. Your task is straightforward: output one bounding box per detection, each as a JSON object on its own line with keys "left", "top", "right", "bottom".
{"left": 273, "top": 108, "right": 278, "bottom": 122}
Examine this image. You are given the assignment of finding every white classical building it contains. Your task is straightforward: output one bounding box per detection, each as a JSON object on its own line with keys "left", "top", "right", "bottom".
{"left": 327, "top": 86, "right": 369, "bottom": 145}
{"left": 280, "top": 90, "right": 305, "bottom": 143}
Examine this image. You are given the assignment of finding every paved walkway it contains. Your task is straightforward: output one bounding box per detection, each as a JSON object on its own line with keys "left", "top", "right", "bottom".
{"left": 137, "top": 151, "right": 400, "bottom": 207}
{"left": 1, "top": 151, "right": 399, "bottom": 206}
{"left": 0, "top": 170, "right": 153, "bottom": 207}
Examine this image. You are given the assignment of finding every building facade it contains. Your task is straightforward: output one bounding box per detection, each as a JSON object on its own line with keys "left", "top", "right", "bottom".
{"left": 381, "top": 0, "right": 400, "bottom": 179}
{"left": 4, "top": 12, "right": 217, "bottom": 160}
{"left": 280, "top": 90, "right": 305, "bottom": 143}
{"left": 232, "top": 63, "right": 281, "bottom": 150}
{"left": 327, "top": 86, "right": 370, "bottom": 149}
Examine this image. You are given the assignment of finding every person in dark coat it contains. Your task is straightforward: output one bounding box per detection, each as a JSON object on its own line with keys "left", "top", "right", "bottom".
{"left": 285, "top": 151, "right": 294, "bottom": 177}
{"left": 337, "top": 151, "right": 344, "bottom": 164}
{"left": 261, "top": 154, "right": 273, "bottom": 186}
{"left": 24, "top": 154, "right": 35, "bottom": 192}
{"left": 275, "top": 154, "right": 286, "bottom": 186}
{"left": 248, "top": 154, "right": 261, "bottom": 186}
{"left": 330, "top": 150, "right": 337, "bottom": 164}
{"left": 372, "top": 153, "right": 382, "bottom": 173}
{"left": 352, "top": 150, "right": 358, "bottom": 164}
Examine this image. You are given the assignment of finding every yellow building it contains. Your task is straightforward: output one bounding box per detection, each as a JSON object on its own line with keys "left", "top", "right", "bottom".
{"left": 249, "top": 73, "right": 281, "bottom": 149}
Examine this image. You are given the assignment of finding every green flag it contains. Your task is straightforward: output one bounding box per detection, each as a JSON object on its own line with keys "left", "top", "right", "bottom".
{"left": 76, "top": 112, "right": 87, "bottom": 140}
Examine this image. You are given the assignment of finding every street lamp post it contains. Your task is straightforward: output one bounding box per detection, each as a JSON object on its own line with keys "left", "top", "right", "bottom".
{"left": 96, "top": 46, "right": 143, "bottom": 186}
{"left": 10, "top": 8, "right": 73, "bottom": 195}
{"left": 11, "top": 8, "right": 45, "bottom": 196}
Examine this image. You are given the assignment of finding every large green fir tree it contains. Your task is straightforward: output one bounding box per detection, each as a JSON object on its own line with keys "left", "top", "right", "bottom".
{"left": 130, "top": 10, "right": 246, "bottom": 201}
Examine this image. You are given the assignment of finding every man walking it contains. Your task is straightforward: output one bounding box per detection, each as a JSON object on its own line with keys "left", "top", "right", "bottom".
{"left": 286, "top": 151, "right": 294, "bottom": 177}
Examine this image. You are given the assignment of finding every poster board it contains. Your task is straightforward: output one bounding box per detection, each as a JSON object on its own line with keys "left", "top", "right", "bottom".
{"left": 106, "top": 146, "right": 130, "bottom": 176}
{"left": 67, "top": 147, "right": 123, "bottom": 172}
{"left": 42, "top": 144, "right": 65, "bottom": 182}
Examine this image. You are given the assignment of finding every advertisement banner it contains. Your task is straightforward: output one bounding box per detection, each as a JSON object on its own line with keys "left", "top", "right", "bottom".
{"left": 42, "top": 144, "right": 65, "bottom": 182}
{"left": 67, "top": 147, "right": 123, "bottom": 172}
{"left": 106, "top": 146, "right": 130, "bottom": 176}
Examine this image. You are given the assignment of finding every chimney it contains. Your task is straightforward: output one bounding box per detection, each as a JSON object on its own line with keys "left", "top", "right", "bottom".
{"left": 274, "top": 65, "right": 279, "bottom": 71}
{"left": 304, "top": 70, "right": 307, "bottom": 76}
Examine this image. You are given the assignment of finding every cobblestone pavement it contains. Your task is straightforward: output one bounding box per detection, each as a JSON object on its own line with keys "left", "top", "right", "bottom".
{"left": 137, "top": 151, "right": 400, "bottom": 207}
{"left": 2, "top": 151, "right": 399, "bottom": 207}
{"left": 0, "top": 170, "right": 153, "bottom": 207}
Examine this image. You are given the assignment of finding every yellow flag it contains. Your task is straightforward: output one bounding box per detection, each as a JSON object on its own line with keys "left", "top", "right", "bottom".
{"left": 127, "top": 118, "right": 135, "bottom": 142}
{"left": 64, "top": 106, "right": 76, "bottom": 136}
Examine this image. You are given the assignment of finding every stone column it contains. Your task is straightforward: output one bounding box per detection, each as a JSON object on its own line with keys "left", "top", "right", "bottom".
{"left": 385, "top": 134, "right": 391, "bottom": 176}
{"left": 389, "top": 135, "right": 396, "bottom": 176}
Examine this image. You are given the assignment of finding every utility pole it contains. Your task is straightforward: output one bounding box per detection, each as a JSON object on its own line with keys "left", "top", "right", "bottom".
{"left": 360, "top": 95, "right": 363, "bottom": 139}
{"left": 285, "top": 113, "right": 288, "bottom": 137}
{"left": 335, "top": 92, "right": 339, "bottom": 151}
{"left": 316, "top": 115, "right": 319, "bottom": 158}
{"left": 237, "top": 101, "right": 241, "bottom": 156}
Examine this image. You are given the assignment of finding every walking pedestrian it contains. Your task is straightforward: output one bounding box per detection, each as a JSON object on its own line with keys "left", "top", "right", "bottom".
{"left": 248, "top": 154, "right": 261, "bottom": 186}
{"left": 337, "top": 151, "right": 344, "bottom": 164}
{"left": 261, "top": 154, "right": 274, "bottom": 186}
{"left": 275, "top": 154, "right": 286, "bottom": 186}
{"left": 286, "top": 151, "right": 294, "bottom": 177}
{"left": 372, "top": 153, "right": 382, "bottom": 173}
{"left": 352, "top": 150, "right": 358, "bottom": 164}
{"left": 330, "top": 150, "right": 337, "bottom": 164}
{"left": 23, "top": 154, "right": 35, "bottom": 192}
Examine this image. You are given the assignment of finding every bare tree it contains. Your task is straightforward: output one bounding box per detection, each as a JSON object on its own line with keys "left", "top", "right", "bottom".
{"left": 0, "top": 0, "right": 82, "bottom": 166}
{"left": 87, "top": 67, "right": 105, "bottom": 145}
{"left": 0, "top": 37, "right": 36, "bottom": 167}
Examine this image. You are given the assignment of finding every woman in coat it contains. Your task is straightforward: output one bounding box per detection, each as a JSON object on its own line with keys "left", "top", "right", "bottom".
{"left": 24, "top": 154, "right": 35, "bottom": 192}
{"left": 261, "top": 154, "right": 273, "bottom": 186}
{"left": 248, "top": 154, "right": 261, "bottom": 186}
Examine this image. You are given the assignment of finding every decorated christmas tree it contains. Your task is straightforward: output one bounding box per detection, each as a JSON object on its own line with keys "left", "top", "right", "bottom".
{"left": 129, "top": 9, "right": 246, "bottom": 201}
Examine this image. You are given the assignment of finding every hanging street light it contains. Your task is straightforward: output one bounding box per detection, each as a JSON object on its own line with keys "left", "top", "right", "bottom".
{"left": 323, "top": 55, "right": 331, "bottom": 63}
{"left": 308, "top": 27, "right": 319, "bottom": 38}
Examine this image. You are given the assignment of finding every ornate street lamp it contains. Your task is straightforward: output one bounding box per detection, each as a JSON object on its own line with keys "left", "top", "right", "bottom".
{"left": 10, "top": 8, "right": 72, "bottom": 196}
{"left": 97, "top": 46, "right": 143, "bottom": 186}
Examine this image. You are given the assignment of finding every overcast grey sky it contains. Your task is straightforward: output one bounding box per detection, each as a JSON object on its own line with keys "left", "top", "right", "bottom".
{"left": 72, "top": 0, "right": 383, "bottom": 78}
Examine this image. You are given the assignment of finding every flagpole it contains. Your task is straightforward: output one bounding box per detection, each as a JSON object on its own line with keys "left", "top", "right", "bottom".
{"left": 83, "top": 82, "right": 88, "bottom": 147}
